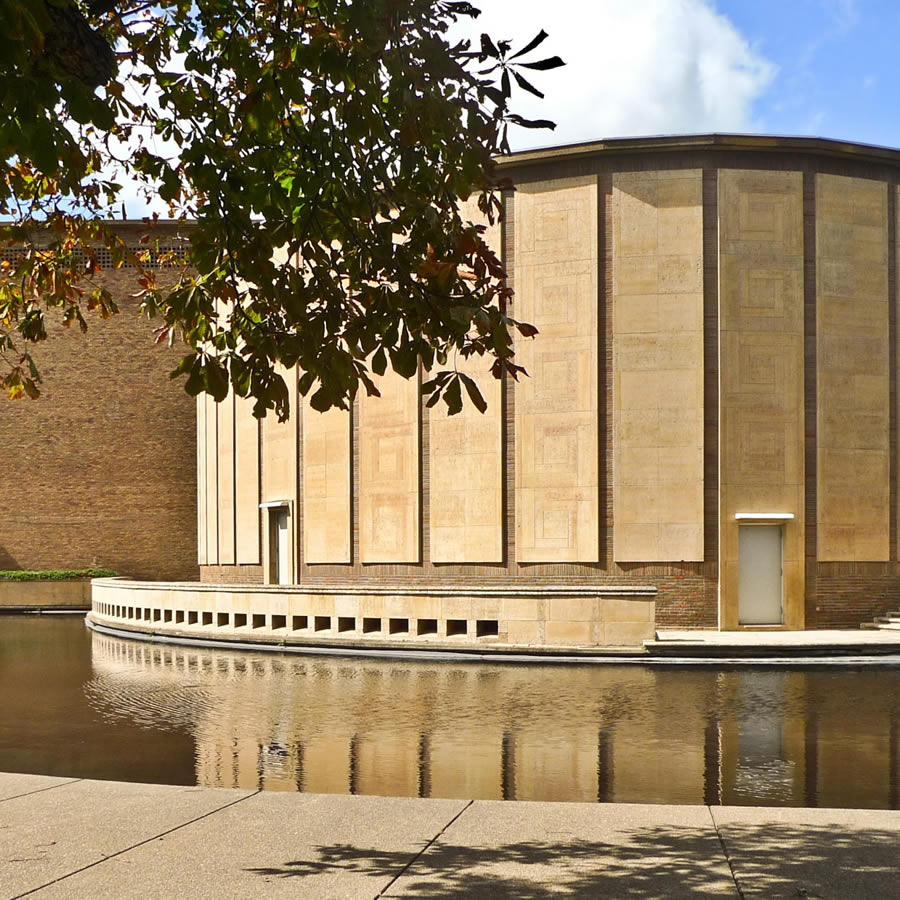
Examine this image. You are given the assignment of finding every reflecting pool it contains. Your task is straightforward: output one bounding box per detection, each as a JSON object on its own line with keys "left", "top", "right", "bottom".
{"left": 1, "top": 616, "right": 898, "bottom": 808}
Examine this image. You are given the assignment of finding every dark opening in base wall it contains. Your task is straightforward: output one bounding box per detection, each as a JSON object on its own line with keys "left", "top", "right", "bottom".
{"left": 417, "top": 618, "right": 438, "bottom": 636}
{"left": 389, "top": 617, "right": 409, "bottom": 635}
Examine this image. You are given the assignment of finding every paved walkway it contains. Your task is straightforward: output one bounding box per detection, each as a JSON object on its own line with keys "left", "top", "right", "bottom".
{"left": 1, "top": 773, "right": 898, "bottom": 898}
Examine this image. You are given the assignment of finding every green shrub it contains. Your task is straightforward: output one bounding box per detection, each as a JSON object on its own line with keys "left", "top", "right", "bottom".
{"left": 0, "top": 568, "right": 118, "bottom": 582}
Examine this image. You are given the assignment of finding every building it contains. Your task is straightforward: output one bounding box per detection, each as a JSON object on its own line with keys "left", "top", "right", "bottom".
{"left": 0, "top": 221, "right": 198, "bottom": 583}
{"left": 91, "top": 134, "right": 900, "bottom": 648}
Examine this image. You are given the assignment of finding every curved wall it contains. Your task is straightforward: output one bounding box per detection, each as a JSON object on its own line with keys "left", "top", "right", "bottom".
{"left": 197, "top": 136, "right": 900, "bottom": 631}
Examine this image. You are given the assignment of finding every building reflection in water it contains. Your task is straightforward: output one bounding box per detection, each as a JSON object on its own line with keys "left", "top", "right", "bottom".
{"left": 88, "top": 634, "right": 900, "bottom": 809}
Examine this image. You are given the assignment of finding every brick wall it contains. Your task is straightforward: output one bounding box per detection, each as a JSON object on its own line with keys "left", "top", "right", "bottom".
{"left": 0, "top": 236, "right": 198, "bottom": 581}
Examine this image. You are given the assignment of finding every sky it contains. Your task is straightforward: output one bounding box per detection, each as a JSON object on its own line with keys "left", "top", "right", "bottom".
{"left": 116, "top": 0, "right": 900, "bottom": 214}
{"left": 456, "top": 0, "right": 900, "bottom": 152}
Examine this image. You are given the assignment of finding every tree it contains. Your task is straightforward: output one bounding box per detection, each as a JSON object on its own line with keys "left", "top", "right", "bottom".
{"left": 0, "top": 0, "right": 562, "bottom": 418}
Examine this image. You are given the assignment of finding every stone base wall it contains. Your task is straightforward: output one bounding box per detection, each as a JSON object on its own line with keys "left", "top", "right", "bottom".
{"left": 91, "top": 578, "right": 657, "bottom": 650}
{"left": 0, "top": 580, "right": 91, "bottom": 609}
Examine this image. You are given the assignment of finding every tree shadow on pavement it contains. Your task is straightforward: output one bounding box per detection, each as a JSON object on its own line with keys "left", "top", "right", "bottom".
{"left": 245, "top": 821, "right": 899, "bottom": 898}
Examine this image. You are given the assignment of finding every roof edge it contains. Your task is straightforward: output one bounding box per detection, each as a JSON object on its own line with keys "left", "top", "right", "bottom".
{"left": 494, "top": 132, "right": 900, "bottom": 169}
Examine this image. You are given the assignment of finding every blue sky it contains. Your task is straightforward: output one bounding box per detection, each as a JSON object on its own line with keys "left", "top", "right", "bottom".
{"left": 723, "top": 0, "right": 899, "bottom": 145}
{"left": 459, "top": 0, "right": 900, "bottom": 151}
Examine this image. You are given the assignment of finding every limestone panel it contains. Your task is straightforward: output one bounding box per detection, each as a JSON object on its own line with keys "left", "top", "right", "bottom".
{"left": 429, "top": 352, "right": 503, "bottom": 562}
{"left": 359, "top": 369, "right": 420, "bottom": 563}
{"left": 260, "top": 365, "right": 297, "bottom": 505}
{"left": 197, "top": 395, "right": 207, "bottom": 565}
{"left": 613, "top": 170, "right": 704, "bottom": 562}
{"left": 816, "top": 175, "right": 889, "bottom": 561}
{"left": 234, "top": 394, "right": 260, "bottom": 565}
{"left": 514, "top": 176, "right": 599, "bottom": 562}
{"left": 203, "top": 393, "right": 219, "bottom": 565}
{"left": 302, "top": 402, "right": 351, "bottom": 564}
{"left": 719, "top": 170, "right": 805, "bottom": 629}
{"left": 216, "top": 392, "right": 236, "bottom": 565}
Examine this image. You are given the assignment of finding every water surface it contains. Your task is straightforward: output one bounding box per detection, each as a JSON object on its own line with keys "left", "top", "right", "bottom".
{"left": 1, "top": 616, "right": 897, "bottom": 807}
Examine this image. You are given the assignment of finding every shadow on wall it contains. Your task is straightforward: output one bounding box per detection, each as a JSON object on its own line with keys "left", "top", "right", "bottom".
{"left": 245, "top": 824, "right": 900, "bottom": 897}
{"left": 0, "top": 545, "right": 20, "bottom": 569}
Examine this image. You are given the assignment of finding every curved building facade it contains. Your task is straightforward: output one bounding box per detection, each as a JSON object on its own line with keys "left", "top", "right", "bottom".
{"left": 92, "top": 134, "right": 900, "bottom": 649}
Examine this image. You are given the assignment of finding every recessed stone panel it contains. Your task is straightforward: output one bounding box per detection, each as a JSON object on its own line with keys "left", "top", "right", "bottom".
{"left": 429, "top": 354, "right": 503, "bottom": 563}
{"left": 816, "top": 174, "right": 889, "bottom": 561}
{"left": 613, "top": 170, "right": 704, "bottom": 562}
{"left": 216, "top": 392, "right": 236, "bottom": 565}
{"left": 359, "top": 369, "right": 420, "bottom": 563}
{"left": 515, "top": 177, "right": 599, "bottom": 562}
{"left": 302, "top": 402, "right": 351, "bottom": 564}
{"left": 234, "top": 395, "right": 260, "bottom": 565}
{"left": 204, "top": 393, "right": 219, "bottom": 564}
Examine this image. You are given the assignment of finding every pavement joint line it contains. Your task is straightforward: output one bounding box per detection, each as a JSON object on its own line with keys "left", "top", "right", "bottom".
{"left": 0, "top": 779, "right": 82, "bottom": 805}
{"left": 12, "top": 788, "right": 261, "bottom": 899}
{"left": 708, "top": 805, "right": 745, "bottom": 900}
{"left": 374, "top": 799, "right": 474, "bottom": 898}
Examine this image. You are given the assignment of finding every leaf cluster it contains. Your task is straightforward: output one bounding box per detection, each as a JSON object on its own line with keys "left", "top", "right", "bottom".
{"left": 0, "top": 0, "right": 563, "bottom": 417}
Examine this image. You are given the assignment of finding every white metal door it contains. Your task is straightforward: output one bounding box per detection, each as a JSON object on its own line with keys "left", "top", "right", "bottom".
{"left": 273, "top": 509, "right": 290, "bottom": 585}
{"left": 738, "top": 525, "right": 783, "bottom": 625}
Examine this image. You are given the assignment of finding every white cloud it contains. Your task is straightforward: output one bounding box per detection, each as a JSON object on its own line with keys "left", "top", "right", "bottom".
{"left": 454, "top": 0, "right": 775, "bottom": 149}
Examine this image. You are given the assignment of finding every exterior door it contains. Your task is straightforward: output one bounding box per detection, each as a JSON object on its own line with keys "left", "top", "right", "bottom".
{"left": 270, "top": 508, "right": 291, "bottom": 585}
{"left": 738, "top": 525, "right": 783, "bottom": 625}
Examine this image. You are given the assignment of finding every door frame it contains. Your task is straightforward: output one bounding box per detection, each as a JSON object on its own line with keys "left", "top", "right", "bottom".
{"left": 261, "top": 500, "right": 294, "bottom": 585}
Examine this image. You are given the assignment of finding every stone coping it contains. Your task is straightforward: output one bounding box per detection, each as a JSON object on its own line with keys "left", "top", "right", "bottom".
{"left": 91, "top": 577, "right": 657, "bottom": 597}
{"left": 497, "top": 131, "right": 900, "bottom": 169}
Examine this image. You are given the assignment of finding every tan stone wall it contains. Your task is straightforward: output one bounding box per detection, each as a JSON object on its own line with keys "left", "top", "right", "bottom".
{"left": 816, "top": 174, "right": 890, "bottom": 561}
{"left": 359, "top": 369, "right": 420, "bottom": 563}
{"left": 196, "top": 147, "right": 900, "bottom": 632}
{"left": 234, "top": 394, "right": 260, "bottom": 565}
{"left": 302, "top": 401, "right": 351, "bottom": 563}
{"left": 0, "top": 259, "right": 197, "bottom": 581}
{"left": 514, "top": 176, "right": 599, "bottom": 562}
{"left": 719, "top": 170, "right": 806, "bottom": 629}
{"left": 613, "top": 170, "right": 704, "bottom": 562}
{"left": 429, "top": 351, "right": 503, "bottom": 563}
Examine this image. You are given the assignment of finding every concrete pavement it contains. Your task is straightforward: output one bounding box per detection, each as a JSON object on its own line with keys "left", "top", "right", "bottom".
{"left": 1, "top": 773, "right": 898, "bottom": 898}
